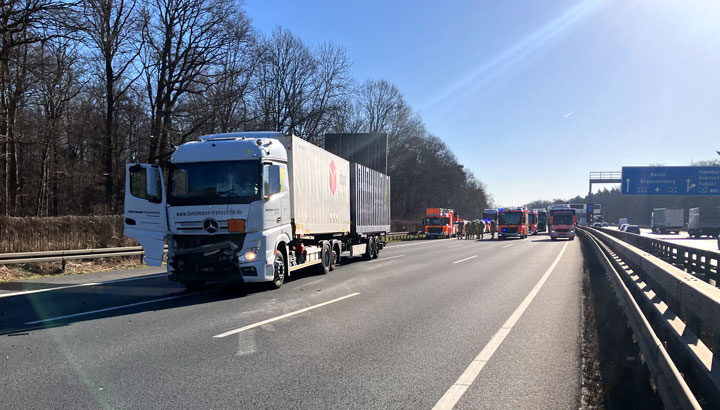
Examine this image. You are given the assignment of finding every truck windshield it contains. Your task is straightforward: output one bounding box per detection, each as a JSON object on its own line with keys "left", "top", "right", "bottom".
{"left": 482, "top": 212, "right": 496, "bottom": 220}
{"left": 427, "top": 217, "right": 449, "bottom": 225}
{"left": 529, "top": 214, "right": 537, "bottom": 224}
{"left": 552, "top": 214, "right": 574, "bottom": 225}
{"left": 168, "top": 160, "right": 261, "bottom": 206}
{"left": 499, "top": 212, "right": 523, "bottom": 225}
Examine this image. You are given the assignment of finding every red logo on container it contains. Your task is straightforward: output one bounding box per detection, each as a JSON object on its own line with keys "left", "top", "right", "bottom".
{"left": 329, "top": 160, "right": 337, "bottom": 194}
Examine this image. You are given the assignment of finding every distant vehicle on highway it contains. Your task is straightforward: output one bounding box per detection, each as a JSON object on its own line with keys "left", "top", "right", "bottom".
{"left": 619, "top": 224, "right": 629, "bottom": 232}
{"left": 548, "top": 205, "right": 576, "bottom": 241}
{"left": 651, "top": 208, "right": 683, "bottom": 234}
{"left": 498, "top": 207, "right": 529, "bottom": 239}
{"left": 601, "top": 222, "right": 608, "bottom": 227}
{"left": 688, "top": 207, "right": 720, "bottom": 238}
{"left": 625, "top": 225, "right": 641, "bottom": 234}
{"left": 425, "top": 208, "right": 459, "bottom": 239}
{"left": 592, "top": 222, "right": 602, "bottom": 228}
{"left": 536, "top": 209, "right": 547, "bottom": 232}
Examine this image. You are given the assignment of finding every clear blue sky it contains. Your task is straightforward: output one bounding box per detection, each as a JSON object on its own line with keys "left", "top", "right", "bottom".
{"left": 244, "top": 0, "right": 720, "bottom": 206}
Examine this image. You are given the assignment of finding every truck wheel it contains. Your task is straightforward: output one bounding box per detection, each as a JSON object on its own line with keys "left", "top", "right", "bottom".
{"left": 318, "top": 243, "right": 331, "bottom": 274}
{"left": 371, "top": 237, "right": 380, "bottom": 259}
{"left": 181, "top": 280, "right": 205, "bottom": 292}
{"left": 269, "top": 250, "right": 286, "bottom": 289}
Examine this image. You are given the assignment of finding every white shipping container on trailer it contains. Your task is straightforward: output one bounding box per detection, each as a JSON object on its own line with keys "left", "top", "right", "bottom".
{"left": 280, "top": 135, "right": 351, "bottom": 236}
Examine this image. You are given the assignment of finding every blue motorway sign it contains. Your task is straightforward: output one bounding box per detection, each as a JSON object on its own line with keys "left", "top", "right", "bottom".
{"left": 621, "top": 166, "right": 720, "bottom": 196}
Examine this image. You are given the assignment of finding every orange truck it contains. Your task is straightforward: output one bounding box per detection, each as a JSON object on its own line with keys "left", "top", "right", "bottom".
{"left": 497, "top": 207, "right": 528, "bottom": 239}
{"left": 424, "top": 208, "right": 458, "bottom": 239}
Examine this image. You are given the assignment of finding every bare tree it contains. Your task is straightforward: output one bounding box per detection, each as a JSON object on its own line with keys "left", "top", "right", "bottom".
{"left": 141, "top": 0, "right": 250, "bottom": 163}
{"left": 80, "top": 0, "right": 142, "bottom": 211}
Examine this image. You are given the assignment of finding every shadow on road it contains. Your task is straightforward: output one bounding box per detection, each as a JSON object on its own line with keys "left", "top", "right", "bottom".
{"left": 0, "top": 267, "right": 329, "bottom": 337}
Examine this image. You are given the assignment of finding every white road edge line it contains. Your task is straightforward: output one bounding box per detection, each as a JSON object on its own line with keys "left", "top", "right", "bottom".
{"left": 25, "top": 293, "right": 191, "bottom": 325}
{"left": 432, "top": 241, "right": 569, "bottom": 410}
{"left": 452, "top": 255, "right": 478, "bottom": 264}
{"left": 0, "top": 273, "right": 168, "bottom": 299}
{"left": 367, "top": 254, "right": 405, "bottom": 263}
{"left": 214, "top": 292, "right": 361, "bottom": 338}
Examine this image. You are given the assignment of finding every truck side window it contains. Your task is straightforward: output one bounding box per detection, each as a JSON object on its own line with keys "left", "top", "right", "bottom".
{"left": 129, "top": 166, "right": 162, "bottom": 202}
{"left": 262, "top": 165, "right": 271, "bottom": 195}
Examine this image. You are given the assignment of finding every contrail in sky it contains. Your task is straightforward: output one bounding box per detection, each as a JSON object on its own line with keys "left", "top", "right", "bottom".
{"left": 421, "top": 0, "right": 608, "bottom": 119}
{"left": 563, "top": 110, "right": 574, "bottom": 118}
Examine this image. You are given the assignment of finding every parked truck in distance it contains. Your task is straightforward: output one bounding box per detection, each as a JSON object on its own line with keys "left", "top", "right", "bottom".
{"left": 424, "top": 208, "right": 458, "bottom": 239}
{"left": 537, "top": 209, "right": 547, "bottom": 232}
{"left": 549, "top": 206, "right": 576, "bottom": 241}
{"left": 528, "top": 209, "right": 538, "bottom": 235}
{"left": 651, "top": 208, "right": 683, "bottom": 234}
{"left": 688, "top": 207, "right": 720, "bottom": 238}
{"left": 124, "top": 131, "right": 390, "bottom": 290}
{"left": 618, "top": 217, "right": 628, "bottom": 228}
{"left": 498, "top": 207, "right": 528, "bottom": 239}
{"left": 482, "top": 208, "right": 498, "bottom": 238}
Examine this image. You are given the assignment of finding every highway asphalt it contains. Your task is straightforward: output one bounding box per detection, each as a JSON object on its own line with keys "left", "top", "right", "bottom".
{"left": 0, "top": 234, "right": 583, "bottom": 409}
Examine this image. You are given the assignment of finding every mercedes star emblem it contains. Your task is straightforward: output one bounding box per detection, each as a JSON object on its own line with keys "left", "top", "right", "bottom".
{"left": 203, "top": 218, "right": 219, "bottom": 233}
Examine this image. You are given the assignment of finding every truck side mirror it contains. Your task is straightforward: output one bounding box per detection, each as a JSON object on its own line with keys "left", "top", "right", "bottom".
{"left": 264, "top": 165, "right": 282, "bottom": 198}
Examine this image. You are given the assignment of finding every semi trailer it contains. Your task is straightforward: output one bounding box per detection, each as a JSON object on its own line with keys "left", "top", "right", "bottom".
{"left": 124, "top": 131, "right": 390, "bottom": 290}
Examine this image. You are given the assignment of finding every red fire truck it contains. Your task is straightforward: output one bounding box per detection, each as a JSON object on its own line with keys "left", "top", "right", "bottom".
{"left": 528, "top": 209, "right": 538, "bottom": 235}
{"left": 497, "top": 207, "right": 528, "bottom": 239}
{"left": 424, "top": 208, "right": 458, "bottom": 239}
{"left": 548, "top": 206, "right": 576, "bottom": 241}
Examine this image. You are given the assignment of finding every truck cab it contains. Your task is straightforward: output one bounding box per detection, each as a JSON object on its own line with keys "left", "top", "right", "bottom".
{"left": 497, "top": 207, "right": 528, "bottom": 239}
{"left": 549, "top": 206, "right": 576, "bottom": 241}
{"left": 425, "top": 208, "right": 456, "bottom": 239}
{"left": 124, "top": 132, "right": 290, "bottom": 290}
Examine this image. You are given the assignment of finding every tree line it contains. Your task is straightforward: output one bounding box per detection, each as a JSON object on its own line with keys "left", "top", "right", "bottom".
{"left": 0, "top": 0, "right": 489, "bottom": 220}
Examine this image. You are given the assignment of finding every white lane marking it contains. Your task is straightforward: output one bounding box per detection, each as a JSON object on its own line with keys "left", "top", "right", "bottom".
{"left": 290, "top": 278, "right": 325, "bottom": 290}
{"left": 433, "top": 241, "right": 569, "bottom": 410}
{"left": 25, "top": 293, "right": 191, "bottom": 325}
{"left": 214, "top": 292, "right": 361, "bottom": 338}
{"left": 0, "top": 273, "right": 168, "bottom": 299}
{"left": 368, "top": 254, "right": 405, "bottom": 263}
{"left": 452, "top": 255, "right": 478, "bottom": 264}
{"left": 502, "top": 244, "right": 513, "bottom": 248}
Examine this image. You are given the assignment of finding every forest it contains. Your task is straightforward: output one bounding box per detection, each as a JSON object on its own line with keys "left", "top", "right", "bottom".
{"left": 0, "top": 0, "right": 490, "bottom": 221}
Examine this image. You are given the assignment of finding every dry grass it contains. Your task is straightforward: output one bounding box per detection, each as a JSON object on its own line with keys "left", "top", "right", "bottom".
{"left": 0, "top": 257, "right": 146, "bottom": 282}
{"left": 0, "top": 215, "right": 137, "bottom": 253}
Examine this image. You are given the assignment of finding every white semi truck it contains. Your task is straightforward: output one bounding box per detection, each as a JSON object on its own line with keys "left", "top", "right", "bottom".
{"left": 124, "top": 131, "right": 390, "bottom": 290}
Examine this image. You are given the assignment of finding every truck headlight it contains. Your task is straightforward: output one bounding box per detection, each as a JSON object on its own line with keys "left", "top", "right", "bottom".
{"left": 245, "top": 248, "right": 258, "bottom": 261}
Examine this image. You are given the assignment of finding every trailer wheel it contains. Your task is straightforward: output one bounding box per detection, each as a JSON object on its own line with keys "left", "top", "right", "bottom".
{"left": 330, "top": 243, "right": 340, "bottom": 270}
{"left": 269, "top": 250, "right": 286, "bottom": 289}
{"left": 318, "top": 242, "right": 331, "bottom": 274}
{"left": 363, "top": 237, "right": 373, "bottom": 260}
{"left": 371, "top": 236, "right": 380, "bottom": 259}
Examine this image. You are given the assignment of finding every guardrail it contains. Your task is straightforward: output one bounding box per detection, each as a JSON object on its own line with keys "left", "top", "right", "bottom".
{"left": 597, "top": 227, "right": 719, "bottom": 286}
{"left": 0, "top": 232, "right": 426, "bottom": 269}
{"left": 580, "top": 226, "right": 720, "bottom": 409}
